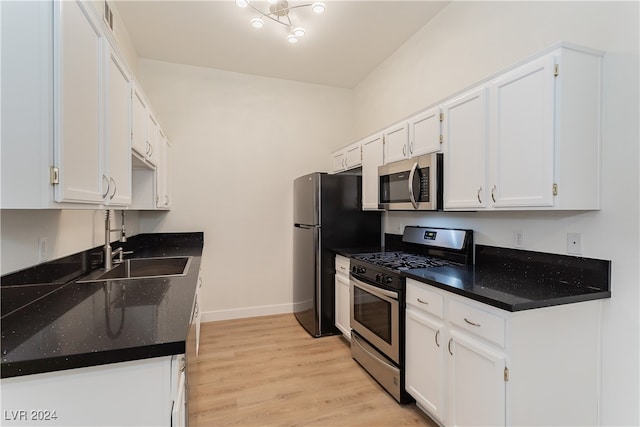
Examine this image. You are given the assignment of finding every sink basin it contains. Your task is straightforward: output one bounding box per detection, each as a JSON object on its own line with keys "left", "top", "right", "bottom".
{"left": 79, "top": 256, "right": 192, "bottom": 282}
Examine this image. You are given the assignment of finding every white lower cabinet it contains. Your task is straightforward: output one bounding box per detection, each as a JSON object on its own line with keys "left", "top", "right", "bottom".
{"left": 405, "top": 278, "right": 602, "bottom": 426}
{"left": 334, "top": 255, "right": 351, "bottom": 340}
{"left": 1, "top": 356, "right": 182, "bottom": 427}
{"left": 405, "top": 307, "right": 445, "bottom": 422}
{"left": 171, "top": 354, "right": 188, "bottom": 427}
{"left": 447, "top": 330, "right": 506, "bottom": 427}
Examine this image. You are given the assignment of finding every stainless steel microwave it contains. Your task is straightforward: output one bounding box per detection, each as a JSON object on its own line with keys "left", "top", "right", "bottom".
{"left": 378, "top": 153, "right": 443, "bottom": 211}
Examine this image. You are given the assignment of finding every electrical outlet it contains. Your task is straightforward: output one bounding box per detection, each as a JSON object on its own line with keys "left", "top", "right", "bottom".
{"left": 567, "top": 232, "right": 581, "bottom": 255}
{"left": 38, "top": 237, "right": 48, "bottom": 262}
{"left": 397, "top": 223, "right": 405, "bottom": 234}
{"left": 512, "top": 230, "right": 524, "bottom": 249}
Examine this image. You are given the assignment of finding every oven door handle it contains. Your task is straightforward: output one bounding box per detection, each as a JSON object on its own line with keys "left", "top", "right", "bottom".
{"left": 408, "top": 161, "right": 419, "bottom": 210}
{"left": 351, "top": 275, "right": 398, "bottom": 300}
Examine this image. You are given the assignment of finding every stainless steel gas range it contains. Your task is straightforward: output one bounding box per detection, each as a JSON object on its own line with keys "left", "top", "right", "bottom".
{"left": 349, "top": 226, "right": 473, "bottom": 403}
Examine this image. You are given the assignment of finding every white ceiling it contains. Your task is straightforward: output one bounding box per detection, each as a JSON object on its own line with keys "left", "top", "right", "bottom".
{"left": 115, "top": 1, "right": 450, "bottom": 88}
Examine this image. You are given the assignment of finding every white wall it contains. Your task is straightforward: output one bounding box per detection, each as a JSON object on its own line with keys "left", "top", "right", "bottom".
{"left": 136, "top": 59, "right": 353, "bottom": 320}
{"left": 353, "top": 2, "right": 639, "bottom": 425}
{"left": 0, "top": 210, "right": 140, "bottom": 275}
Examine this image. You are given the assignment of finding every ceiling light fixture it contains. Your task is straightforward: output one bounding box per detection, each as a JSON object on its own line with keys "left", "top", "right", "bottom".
{"left": 235, "top": 0, "right": 326, "bottom": 43}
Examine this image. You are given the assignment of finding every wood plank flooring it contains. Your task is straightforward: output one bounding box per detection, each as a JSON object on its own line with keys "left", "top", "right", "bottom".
{"left": 188, "top": 313, "right": 437, "bottom": 427}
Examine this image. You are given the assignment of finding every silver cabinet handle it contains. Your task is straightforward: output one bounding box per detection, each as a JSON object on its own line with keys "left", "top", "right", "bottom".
{"left": 109, "top": 177, "right": 117, "bottom": 200}
{"left": 165, "top": 195, "right": 169, "bottom": 206}
{"left": 409, "top": 141, "right": 414, "bottom": 154}
{"left": 417, "top": 298, "right": 429, "bottom": 305}
{"left": 403, "top": 145, "right": 407, "bottom": 156}
{"left": 491, "top": 185, "right": 497, "bottom": 203}
{"left": 477, "top": 187, "right": 482, "bottom": 204}
{"left": 146, "top": 141, "right": 151, "bottom": 156}
{"left": 448, "top": 338, "right": 453, "bottom": 356}
{"left": 408, "top": 161, "right": 419, "bottom": 209}
{"left": 435, "top": 330, "right": 440, "bottom": 348}
{"left": 102, "top": 175, "right": 110, "bottom": 198}
{"left": 464, "top": 318, "right": 481, "bottom": 327}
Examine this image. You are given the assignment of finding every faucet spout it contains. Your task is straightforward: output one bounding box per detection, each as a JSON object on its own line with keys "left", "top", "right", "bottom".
{"left": 104, "top": 210, "right": 128, "bottom": 270}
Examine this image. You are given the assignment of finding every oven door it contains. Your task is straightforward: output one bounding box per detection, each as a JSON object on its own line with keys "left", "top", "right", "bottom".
{"left": 350, "top": 275, "right": 400, "bottom": 364}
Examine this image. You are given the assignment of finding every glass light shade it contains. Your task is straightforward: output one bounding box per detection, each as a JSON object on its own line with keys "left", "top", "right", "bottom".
{"left": 287, "top": 34, "right": 298, "bottom": 43}
{"left": 235, "top": 0, "right": 248, "bottom": 8}
{"left": 251, "top": 17, "right": 264, "bottom": 28}
{"left": 311, "top": 2, "right": 326, "bottom": 14}
{"left": 293, "top": 27, "right": 305, "bottom": 37}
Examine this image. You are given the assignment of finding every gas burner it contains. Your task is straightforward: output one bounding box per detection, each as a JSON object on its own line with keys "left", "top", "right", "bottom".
{"left": 353, "top": 252, "right": 455, "bottom": 272}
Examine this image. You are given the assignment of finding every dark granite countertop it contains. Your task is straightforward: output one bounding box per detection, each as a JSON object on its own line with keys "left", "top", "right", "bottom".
{"left": 1, "top": 232, "right": 204, "bottom": 378}
{"left": 402, "top": 245, "right": 611, "bottom": 312}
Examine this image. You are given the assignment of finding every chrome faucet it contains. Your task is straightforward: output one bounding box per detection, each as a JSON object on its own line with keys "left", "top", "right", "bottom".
{"left": 104, "top": 210, "right": 128, "bottom": 270}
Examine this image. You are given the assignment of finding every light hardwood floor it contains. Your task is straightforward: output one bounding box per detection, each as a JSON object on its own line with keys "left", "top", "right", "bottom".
{"left": 188, "top": 313, "right": 437, "bottom": 427}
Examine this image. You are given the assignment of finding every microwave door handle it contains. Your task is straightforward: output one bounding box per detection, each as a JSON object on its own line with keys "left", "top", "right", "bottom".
{"left": 408, "top": 161, "right": 419, "bottom": 209}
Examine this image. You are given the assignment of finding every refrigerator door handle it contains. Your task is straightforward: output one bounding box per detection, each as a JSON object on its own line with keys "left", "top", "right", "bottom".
{"left": 295, "top": 224, "right": 319, "bottom": 229}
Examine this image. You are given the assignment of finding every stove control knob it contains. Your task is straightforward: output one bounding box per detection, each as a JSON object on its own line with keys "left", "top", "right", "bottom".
{"left": 351, "top": 266, "right": 357, "bottom": 274}
{"left": 358, "top": 266, "right": 367, "bottom": 274}
{"left": 375, "top": 273, "right": 382, "bottom": 282}
{"left": 385, "top": 276, "right": 393, "bottom": 285}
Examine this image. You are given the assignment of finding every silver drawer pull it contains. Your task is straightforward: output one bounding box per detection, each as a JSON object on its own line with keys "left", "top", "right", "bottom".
{"left": 435, "top": 330, "right": 440, "bottom": 348}
{"left": 417, "top": 298, "right": 429, "bottom": 305}
{"left": 464, "top": 317, "right": 481, "bottom": 327}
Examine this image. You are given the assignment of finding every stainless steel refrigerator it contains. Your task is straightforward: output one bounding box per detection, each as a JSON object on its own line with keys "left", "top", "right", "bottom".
{"left": 293, "top": 173, "right": 381, "bottom": 337}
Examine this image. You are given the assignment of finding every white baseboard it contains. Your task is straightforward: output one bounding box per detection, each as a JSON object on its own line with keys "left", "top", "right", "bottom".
{"left": 201, "top": 302, "right": 295, "bottom": 323}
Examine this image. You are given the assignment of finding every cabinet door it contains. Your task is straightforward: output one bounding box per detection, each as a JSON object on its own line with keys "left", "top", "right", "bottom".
{"left": 361, "top": 133, "right": 384, "bottom": 210}
{"left": 147, "top": 113, "right": 159, "bottom": 166}
{"left": 409, "top": 107, "right": 441, "bottom": 157}
{"left": 345, "top": 143, "right": 362, "bottom": 169}
{"left": 489, "top": 53, "right": 556, "bottom": 207}
{"left": 156, "top": 130, "right": 168, "bottom": 208}
{"left": 332, "top": 150, "right": 346, "bottom": 173}
{"left": 443, "top": 87, "right": 488, "bottom": 210}
{"left": 54, "top": 0, "right": 104, "bottom": 204}
{"left": 383, "top": 122, "right": 409, "bottom": 164}
{"left": 131, "top": 85, "right": 148, "bottom": 158}
{"left": 448, "top": 330, "right": 506, "bottom": 427}
{"left": 405, "top": 308, "right": 445, "bottom": 423}
{"left": 105, "top": 48, "right": 131, "bottom": 206}
{"left": 334, "top": 273, "right": 351, "bottom": 339}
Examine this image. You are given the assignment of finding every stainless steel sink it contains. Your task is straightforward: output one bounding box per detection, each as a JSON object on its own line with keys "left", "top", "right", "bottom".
{"left": 78, "top": 256, "right": 192, "bottom": 282}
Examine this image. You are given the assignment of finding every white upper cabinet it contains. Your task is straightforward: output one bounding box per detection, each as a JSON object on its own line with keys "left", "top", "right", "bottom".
{"left": 104, "top": 47, "right": 132, "bottom": 206}
{"left": 443, "top": 87, "right": 489, "bottom": 210}
{"left": 345, "top": 142, "right": 362, "bottom": 169}
{"left": 361, "top": 133, "right": 384, "bottom": 210}
{"left": 1, "top": 0, "right": 138, "bottom": 209}
{"left": 131, "top": 83, "right": 150, "bottom": 163}
{"left": 331, "top": 141, "right": 361, "bottom": 173}
{"left": 408, "top": 106, "right": 442, "bottom": 157}
{"left": 443, "top": 45, "right": 602, "bottom": 211}
{"left": 488, "top": 53, "right": 556, "bottom": 208}
{"left": 331, "top": 150, "right": 346, "bottom": 173}
{"left": 53, "top": 0, "right": 105, "bottom": 204}
{"left": 147, "top": 113, "right": 159, "bottom": 166}
{"left": 156, "top": 132, "right": 172, "bottom": 209}
{"left": 383, "top": 122, "right": 409, "bottom": 164}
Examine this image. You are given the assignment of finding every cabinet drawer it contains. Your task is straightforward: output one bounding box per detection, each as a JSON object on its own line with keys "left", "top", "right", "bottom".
{"left": 335, "top": 255, "right": 350, "bottom": 276}
{"left": 448, "top": 299, "right": 505, "bottom": 348}
{"left": 406, "top": 281, "right": 444, "bottom": 319}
